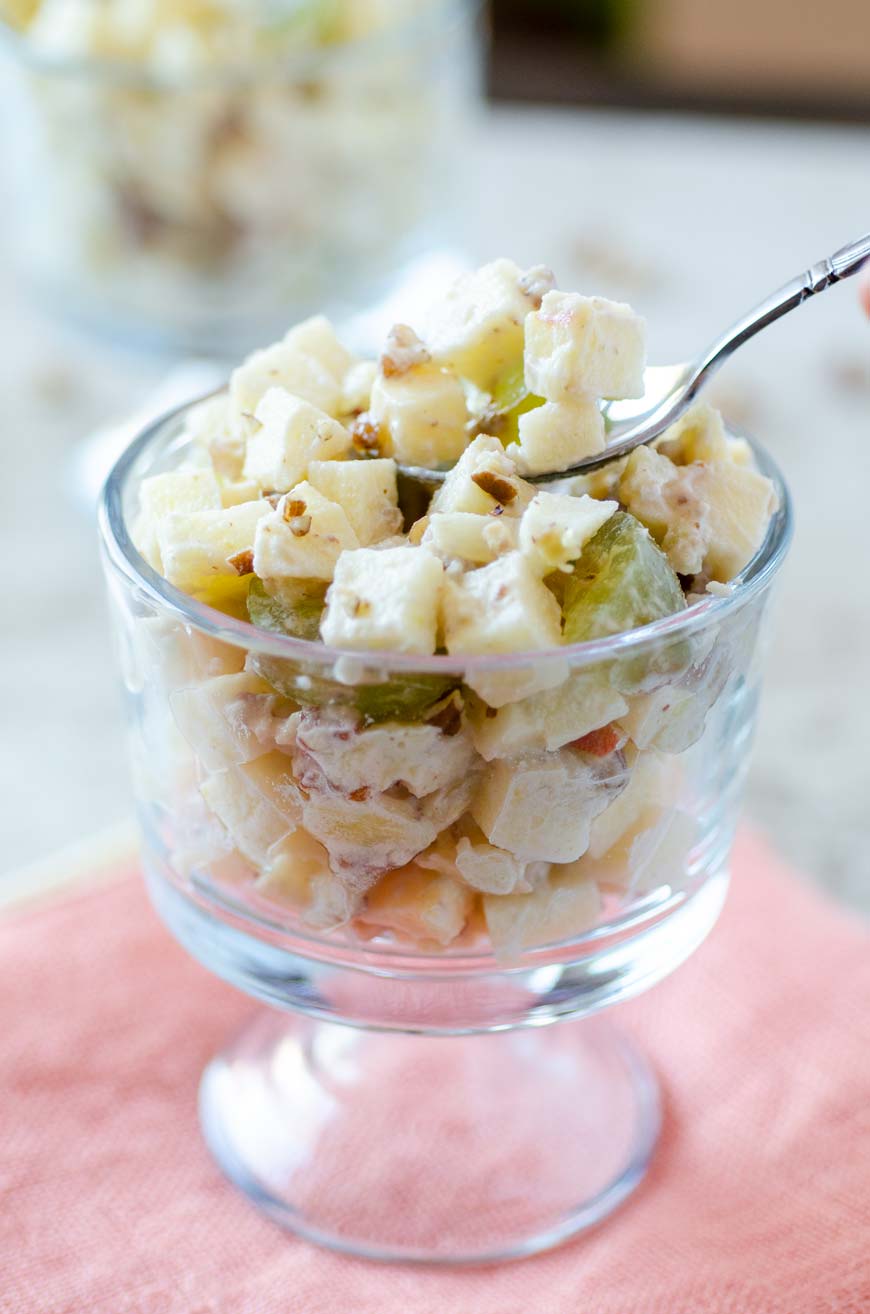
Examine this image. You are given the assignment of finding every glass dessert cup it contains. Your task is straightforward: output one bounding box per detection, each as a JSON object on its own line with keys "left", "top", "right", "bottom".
{"left": 0, "top": 0, "right": 481, "bottom": 355}
{"left": 99, "top": 401, "right": 791, "bottom": 1263}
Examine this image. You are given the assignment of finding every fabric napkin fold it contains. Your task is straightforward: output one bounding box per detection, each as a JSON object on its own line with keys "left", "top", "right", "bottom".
{"left": 1, "top": 831, "right": 869, "bottom": 1314}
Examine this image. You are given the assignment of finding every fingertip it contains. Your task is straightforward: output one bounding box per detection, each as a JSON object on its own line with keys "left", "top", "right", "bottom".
{"left": 860, "top": 269, "right": 870, "bottom": 319}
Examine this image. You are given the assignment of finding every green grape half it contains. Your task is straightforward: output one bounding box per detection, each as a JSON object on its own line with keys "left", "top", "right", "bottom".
{"left": 562, "top": 511, "right": 686, "bottom": 645}
{"left": 353, "top": 673, "right": 458, "bottom": 724}
{"left": 247, "top": 576, "right": 326, "bottom": 642}
{"left": 252, "top": 654, "right": 457, "bottom": 725}
{"left": 487, "top": 360, "right": 545, "bottom": 446}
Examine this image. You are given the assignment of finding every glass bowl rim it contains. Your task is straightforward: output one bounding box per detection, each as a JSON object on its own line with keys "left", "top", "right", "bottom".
{"left": 0, "top": 0, "right": 480, "bottom": 88}
{"left": 99, "top": 389, "right": 793, "bottom": 676}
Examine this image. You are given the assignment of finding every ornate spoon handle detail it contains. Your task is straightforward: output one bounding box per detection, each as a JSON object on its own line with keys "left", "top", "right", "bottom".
{"left": 694, "top": 231, "right": 870, "bottom": 391}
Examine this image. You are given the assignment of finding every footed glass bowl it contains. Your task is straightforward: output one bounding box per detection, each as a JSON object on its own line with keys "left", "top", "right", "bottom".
{"left": 99, "top": 401, "right": 791, "bottom": 1263}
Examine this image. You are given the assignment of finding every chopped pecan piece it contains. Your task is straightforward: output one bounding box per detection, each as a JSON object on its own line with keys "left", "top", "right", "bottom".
{"left": 350, "top": 413, "right": 384, "bottom": 458}
{"left": 471, "top": 470, "right": 517, "bottom": 505}
{"left": 426, "top": 698, "right": 462, "bottom": 737}
{"left": 518, "top": 265, "right": 556, "bottom": 307}
{"left": 380, "top": 323, "right": 431, "bottom": 377}
{"left": 227, "top": 548, "right": 254, "bottom": 576}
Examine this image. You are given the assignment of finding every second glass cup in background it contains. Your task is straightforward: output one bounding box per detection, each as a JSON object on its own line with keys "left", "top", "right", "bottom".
{"left": 0, "top": 0, "right": 483, "bottom": 355}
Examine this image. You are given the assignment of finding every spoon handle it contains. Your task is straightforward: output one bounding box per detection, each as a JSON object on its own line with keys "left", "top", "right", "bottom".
{"left": 827, "top": 231, "right": 870, "bottom": 282}
{"left": 693, "top": 231, "right": 870, "bottom": 390}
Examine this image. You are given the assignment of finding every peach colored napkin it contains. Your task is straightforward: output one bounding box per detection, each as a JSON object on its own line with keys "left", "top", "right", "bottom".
{"left": 2, "top": 831, "right": 870, "bottom": 1314}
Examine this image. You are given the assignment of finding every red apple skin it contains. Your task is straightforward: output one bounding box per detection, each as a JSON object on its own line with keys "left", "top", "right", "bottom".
{"left": 570, "top": 725, "right": 621, "bottom": 757}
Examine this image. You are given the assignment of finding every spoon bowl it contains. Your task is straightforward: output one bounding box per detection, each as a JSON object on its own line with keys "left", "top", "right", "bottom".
{"left": 398, "top": 231, "right": 870, "bottom": 487}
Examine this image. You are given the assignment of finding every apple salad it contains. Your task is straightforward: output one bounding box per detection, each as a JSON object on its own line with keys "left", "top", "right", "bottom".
{"left": 131, "top": 260, "right": 778, "bottom": 958}
{"left": 0, "top": 0, "right": 472, "bottom": 347}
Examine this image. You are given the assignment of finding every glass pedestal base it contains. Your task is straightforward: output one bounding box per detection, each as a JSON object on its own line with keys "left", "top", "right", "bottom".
{"left": 199, "top": 1011, "right": 660, "bottom": 1264}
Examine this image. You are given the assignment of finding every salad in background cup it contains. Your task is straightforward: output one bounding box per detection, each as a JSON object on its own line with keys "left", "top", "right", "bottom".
{"left": 0, "top": 0, "right": 481, "bottom": 352}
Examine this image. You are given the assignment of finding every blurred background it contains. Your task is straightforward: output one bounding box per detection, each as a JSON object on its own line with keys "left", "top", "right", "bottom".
{"left": 1, "top": 0, "right": 868, "bottom": 909}
{"left": 491, "top": 0, "right": 870, "bottom": 118}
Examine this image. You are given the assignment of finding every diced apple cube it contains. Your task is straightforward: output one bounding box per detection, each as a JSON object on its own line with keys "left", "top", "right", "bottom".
{"left": 229, "top": 339, "right": 340, "bottom": 421}
{"left": 468, "top": 669, "right": 628, "bottom": 760}
{"left": 140, "top": 467, "right": 221, "bottom": 522}
{"left": 587, "top": 750, "right": 677, "bottom": 858}
{"left": 690, "top": 460, "right": 778, "bottom": 582}
{"left": 305, "top": 875, "right": 361, "bottom": 929}
{"left": 619, "top": 445, "right": 713, "bottom": 577}
{"left": 560, "top": 461, "right": 626, "bottom": 504}
{"left": 242, "top": 388, "right": 350, "bottom": 493}
{"left": 420, "top": 771, "right": 480, "bottom": 833}
{"left": 253, "top": 482, "right": 359, "bottom": 583}
{"left": 200, "top": 750, "right": 303, "bottom": 866}
{"left": 368, "top": 362, "right": 469, "bottom": 467}
{"left": 170, "top": 672, "right": 278, "bottom": 772}
{"left": 471, "top": 748, "right": 624, "bottom": 863}
{"left": 656, "top": 403, "right": 730, "bottom": 464}
{"left": 617, "top": 683, "right": 696, "bottom": 750}
{"left": 442, "top": 552, "right": 562, "bottom": 656}
{"left": 620, "top": 444, "right": 776, "bottom": 582}
{"left": 255, "top": 828, "right": 360, "bottom": 929}
{"left": 429, "top": 435, "right": 532, "bottom": 517}
{"left": 158, "top": 500, "right": 272, "bottom": 594}
{"left": 183, "top": 395, "right": 249, "bottom": 488}
{"left": 519, "top": 491, "right": 618, "bottom": 575}
{"left": 454, "top": 835, "right": 537, "bottom": 895}
{"left": 423, "top": 258, "right": 555, "bottom": 390}
{"left": 340, "top": 360, "right": 378, "bottom": 416}
{"left": 135, "top": 468, "right": 222, "bottom": 571}
{"left": 357, "top": 863, "right": 475, "bottom": 947}
{"left": 321, "top": 546, "right": 444, "bottom": 655}
{"left": 134, "top": 616, "right": 246, "bottom": 692}
{"left": 414, "top": 828, "right": 465, "bottom": 878}
{"left": 307, "top": 458, "right": 402, "bottom": 546}
{"left": 619, "top": 444, "right": 688, "bottom": 548}
{"left": 218, "top": 476, "right": 263, "bottom": 507}
{"left": 302, "top": 790, "right": 438, "bottom": 886}
{"left": 421, "top": 510, "right": 518, "bottom": 565}
{"left": 633, "top": 642, "right": 733, "bottom": 755}
{"left": 187, "top": 392, "right": 234, "bottom": 452}
{"left": 525, "top": 291, "right": 647, "bottom": 401}
{"left": 168, "top": 780, "right": 254, "bottom": 875}
{"left": 463, "top": 661, "right": 571, "bottom": 712}
{"left": 131, "top": 512, "right": 162, "bottom": 572}
{"left": 483, "top": 865, "right": 601, "bottom": 958}
{"left": 655, "top": 403, "right": 753, "bottom": 470}
{"left": 253, "top": 826, "right": 327, "bottom": 904}
{"left": 281, "top": 315, "right": 356, "bottom": 384}
{"left": 514, "top": 397, "right": 606, "bottom": 475}
{"left": 580, "top": 808, "right": 697, "bottom": 896}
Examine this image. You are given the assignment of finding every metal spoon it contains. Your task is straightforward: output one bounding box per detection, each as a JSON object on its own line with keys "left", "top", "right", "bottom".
{"left": 398, "top": 231, "right": 870, "bottom": 489}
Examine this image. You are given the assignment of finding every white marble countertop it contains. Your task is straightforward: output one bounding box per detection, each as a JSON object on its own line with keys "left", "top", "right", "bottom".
{"left": 2, "top": 105, "right": 869, "bottom": 910}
